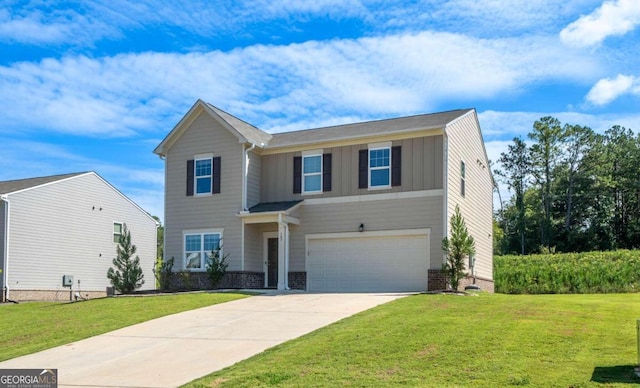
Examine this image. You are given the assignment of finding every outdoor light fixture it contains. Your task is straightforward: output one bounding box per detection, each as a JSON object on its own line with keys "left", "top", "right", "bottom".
{"left": 358, "top": 223, "right": 364, "bottom": 232}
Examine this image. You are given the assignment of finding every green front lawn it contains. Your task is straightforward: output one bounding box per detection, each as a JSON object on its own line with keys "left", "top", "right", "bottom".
{"left": 186, "top": 293, "right": 640, "bottom": 387}
{"left": 0, "top": 292, "right": 249, "bottom": 362}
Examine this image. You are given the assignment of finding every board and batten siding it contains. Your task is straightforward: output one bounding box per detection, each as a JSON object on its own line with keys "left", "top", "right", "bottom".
{"left": 247, "top": 151, "right": 261, "bottom": 209}
{"left": 260, "top": 135, "right": 443, "bottom": 203}
{"left": 444, "top": 111, "right": 494, "bottom": 280}
{"left": 6, "top": 173, "right": 157, "bottom": 292}
{"left": 287, "top": 194, "right": 444, "bottom": 272}
{"left": 164, "top": 112, "right": 244, "bottom": 271}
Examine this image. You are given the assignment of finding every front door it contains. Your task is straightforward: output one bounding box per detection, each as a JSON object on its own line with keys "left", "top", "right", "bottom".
{"left": 267, "top": 237, "right": 278, "bottom": 288}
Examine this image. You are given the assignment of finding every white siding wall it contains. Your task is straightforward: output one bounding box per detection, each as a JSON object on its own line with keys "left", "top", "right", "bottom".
{"left": 6, "top": 173, "right": 157, "bottom": 292}
{"left": 164, "top": 112, "right": 244, "bottom": 271}
{"left": 0, "top": 200, "right": 5, "bottom": 291}
{"left": 445, "top": 112, "right": 494, "bottom": 280}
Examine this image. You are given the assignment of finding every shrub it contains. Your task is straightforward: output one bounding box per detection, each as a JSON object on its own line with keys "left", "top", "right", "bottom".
{"left": 206, "top": 246, "right": 229, "bottom": 288}
{"left": 107, "top": 224, "right": 145, "bottom": 294}
{"left": 494, "top": 250, "right": 640, "bottom": 294}
{"left": 442, "top": 205, "right": 475, "bottom": 290}
{"left": 153, "top": 256, "right": 174, "bottom": 291}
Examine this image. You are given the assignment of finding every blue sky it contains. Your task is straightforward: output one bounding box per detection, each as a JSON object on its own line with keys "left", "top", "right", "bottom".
{"left": 1, "top": 0, "right": 640, "bottom": 222}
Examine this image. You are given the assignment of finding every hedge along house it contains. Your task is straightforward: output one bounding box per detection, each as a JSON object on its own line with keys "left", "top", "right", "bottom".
{"left": 155, "top": 100, "right": 494, "bottom": 292}
{"left": 0, "top": 172, "right": 158, "bottom": 301}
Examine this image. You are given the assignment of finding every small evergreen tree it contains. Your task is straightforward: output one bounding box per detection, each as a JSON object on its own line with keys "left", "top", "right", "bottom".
{"left": 153, "top": 256, "right": 174, "bottom": 291}
{"left": 107, "top": 224, "right": 145, "bottom": 294}
{"left": 442, "top": 205, "right": 476, "bottom": 291}
{"left": 205, "top": 244, "right": 229, "bottom": 288}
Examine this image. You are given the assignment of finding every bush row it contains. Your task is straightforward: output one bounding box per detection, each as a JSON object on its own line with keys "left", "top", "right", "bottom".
{"left": 494, "top": 250, "right": 640, "bottom": 294}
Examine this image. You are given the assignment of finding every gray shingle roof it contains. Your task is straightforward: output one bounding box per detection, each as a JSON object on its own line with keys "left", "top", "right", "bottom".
{"left": 265, "top": 109, "right": 472, "bottom": 149}
{"left": 207, "top": 103, "right": 273, "bottom": 146}
{"left": 0, "top": 172, "right": 87, "bottom": 195}
{"left": 248, "top": 200, "right": 303, "bottom": 213}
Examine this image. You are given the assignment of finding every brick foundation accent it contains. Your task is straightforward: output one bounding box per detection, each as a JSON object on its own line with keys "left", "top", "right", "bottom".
{"left": 460, "top": 275, "right": 495, "bottom": 293}
{"left": 169, "top": 271, "right": 265, "bottom": 290}
{"left": 428, "top": 269, "right": 495, "bottom": 292}
{"left": 7, "top": 289, "right": 107, "bottom": 302}
{"left": 288, "top": 272, "right": 306, "bottom": 290}
{"left": 428, "top": 269, "right": 448, "bottom": 291}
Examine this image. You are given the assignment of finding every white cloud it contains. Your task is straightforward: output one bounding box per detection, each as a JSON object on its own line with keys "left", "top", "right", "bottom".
{"left": 585, "top": 74, "right": 640, "bottom": 105}
{"left": 560, "top": 0, "right": 640, "bottom": 47}
{"left": 1, "top": 31, "right": 600, "bottom": 137}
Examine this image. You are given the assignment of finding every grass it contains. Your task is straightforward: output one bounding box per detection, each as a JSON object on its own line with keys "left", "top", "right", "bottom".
{"left": 186, "top": 293, "right": 640, "bottom": 387}
{"left": 0, "top": 292, "right": 249, "bottom": 362}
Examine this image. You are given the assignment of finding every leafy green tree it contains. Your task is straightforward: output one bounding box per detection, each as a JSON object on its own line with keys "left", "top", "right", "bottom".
{"left": 107, "top": 224, "right": 145, "bottom": 294}
{"left": 495, "top": 137, "right": 530, "bottom": 254}
{"left": 442, "top": 205, "right": 476, "bottom": 290}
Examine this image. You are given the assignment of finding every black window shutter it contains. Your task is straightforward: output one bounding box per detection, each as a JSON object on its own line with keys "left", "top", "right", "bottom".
{"left": 391, "top": 146, "right": 402, "bottom": 186}
{"left": 186, "top": 159, "right": 194, "bottom": 196}
{"left": 212, "top": 156, "right": 221, "bottom": 194}
{"left": 322, "top": 153, "right": 332, "bottom": 192}
{"left": 293, "top": 156, "right": 302, "bottom": 194}
{"left": 358, "top": 149, "right": 368, "bottom": 189}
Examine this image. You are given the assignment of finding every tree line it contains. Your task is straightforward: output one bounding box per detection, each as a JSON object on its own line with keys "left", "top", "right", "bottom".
{"left": 494, "top": 117, "right": 640, "bottom": 255}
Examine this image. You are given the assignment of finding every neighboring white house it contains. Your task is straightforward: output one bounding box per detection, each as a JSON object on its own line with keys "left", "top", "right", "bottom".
{"left": 154, "top": 100, "right": 494, "bottom": 293}
{"left": 0, "top": 172, "right": 158, "bottom": 301}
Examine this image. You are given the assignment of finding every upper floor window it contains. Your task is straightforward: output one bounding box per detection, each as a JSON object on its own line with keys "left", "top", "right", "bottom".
{"left": 184, "top": 231, "right": 222, "bottom": 270}
{"left": 460, "top": 161, "right": 466, "bottom": 197}
{"left": 359, "top": 144, "right": 401, "bottom": 189}
{"left": 187, "top": 154, "right": 221, "bottom": 196}
{"left": 195, "top": 158, "right": 212, "bottom": 195}
{"left": 369, "top": 147, "right": 391, "bottom": 188}
{"left": 113, "top": 222, "right": 123, "bottom": 243}
{"left": 302, "top": 154, "right": 322, "bottom": 193}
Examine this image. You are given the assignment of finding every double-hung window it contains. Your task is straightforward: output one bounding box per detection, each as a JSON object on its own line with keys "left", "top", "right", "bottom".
{"left": 369, "top": 147, "right": 391, "bottom": 188}
{"left": 113, "top": 222, "right": 123, "bottom": 243}
{"left": 195, "top": 157, "right": 212, "bottom": 195}
{"left": 184, "top": 231, "right": 222, "bottom": 270}
{"left": 302, "top": 154, "right": 322, "bottom": 194}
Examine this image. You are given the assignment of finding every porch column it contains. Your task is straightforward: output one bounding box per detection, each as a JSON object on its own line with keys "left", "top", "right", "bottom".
{"left": 277, "top": 214, "right": 289, "bottom": 290}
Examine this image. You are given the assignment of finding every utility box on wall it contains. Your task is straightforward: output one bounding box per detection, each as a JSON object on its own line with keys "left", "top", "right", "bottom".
{"left": 62, "top": 275, "right": 74, "bottom": 287}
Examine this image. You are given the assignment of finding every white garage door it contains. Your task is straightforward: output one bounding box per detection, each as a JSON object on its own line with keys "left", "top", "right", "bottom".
{"left": 307, "top": 231, "right": 429, "bottom": 292}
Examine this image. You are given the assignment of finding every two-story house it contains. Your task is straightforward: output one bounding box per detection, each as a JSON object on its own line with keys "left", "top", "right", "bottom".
{"left": 154, "top": 100, "right": 493, "bottom": 292}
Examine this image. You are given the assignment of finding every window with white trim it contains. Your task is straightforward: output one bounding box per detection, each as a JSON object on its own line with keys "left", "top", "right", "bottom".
{"left": 195, "top": 157, "right": 212, "bottom": 195}
{"left": 302, "top": 154, "right": 322, "bottom": 193}
{"left": 113, "top": 222, "right": 123, "bottom": 243}
{"left": 184, "top": 231, "right": 222, "bottom": 270}
{"left": 369, "top": 147, "right": 391, "bottom": 188}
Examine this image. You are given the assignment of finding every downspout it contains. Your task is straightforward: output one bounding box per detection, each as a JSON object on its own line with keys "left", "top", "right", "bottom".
{"left": 1, "top": 195, "right": 10, "bottom": 302}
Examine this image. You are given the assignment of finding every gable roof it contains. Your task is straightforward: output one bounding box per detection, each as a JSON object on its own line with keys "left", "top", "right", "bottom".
{"left": 0, "top": 172, "right": 87, "bottom": 195}
{"left": 266, "top": 109, "right": 473, "bottom": 149}
{"left": 155, "top": 99, "right": 477, "bottom": 155}
{"left": 154, "top": 99, "right": 272, "bottom": 156}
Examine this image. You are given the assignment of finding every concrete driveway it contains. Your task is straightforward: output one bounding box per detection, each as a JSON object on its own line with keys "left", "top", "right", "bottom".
{"left": 0, "top": 291, "right": 409, "bottom": 388}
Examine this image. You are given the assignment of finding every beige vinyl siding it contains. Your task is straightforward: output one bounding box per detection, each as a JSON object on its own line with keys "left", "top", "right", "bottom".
{"left": 247, "top": 152, "right": 261, "bottom": 209}
{"left": 243, "top": 223, "right": 273, "bottom": 272}
{"left": 164, "top": 112, "right": 244, "bottom": 271}
{"left": 260, "top": 135, "right": 443, "bottom": 203}
{"left": 6, "top": 173, "right": 157, "bottom": 292}
{"left": 445, "top": 112, "right": 494, "bottom": 280}
{"left": 288, "top": 195, "right": 444, "bottom": 272}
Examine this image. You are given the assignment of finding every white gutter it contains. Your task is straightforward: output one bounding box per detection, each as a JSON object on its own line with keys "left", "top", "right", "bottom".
{"left": 1, "top": 195, "right": 9, "bottom": 302}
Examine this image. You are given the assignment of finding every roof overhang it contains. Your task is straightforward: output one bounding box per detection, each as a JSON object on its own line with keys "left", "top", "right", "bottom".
{"left": 154, "top": 99, "right": 252, "bottom": 157}
{"left": 237, "top": 200, "right": 303, "bottom": 225}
